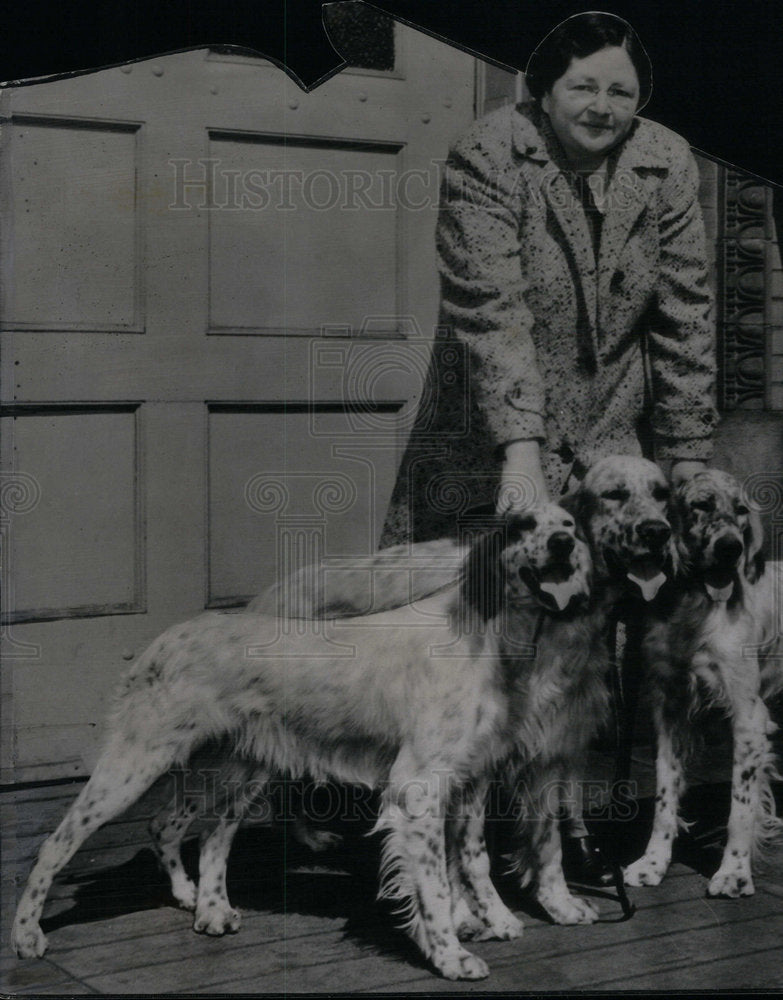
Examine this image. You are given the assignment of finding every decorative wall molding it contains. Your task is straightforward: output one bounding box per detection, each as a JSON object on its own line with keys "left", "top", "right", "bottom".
{"left": 719, "top": 169, "right": 770, "bottom": 410}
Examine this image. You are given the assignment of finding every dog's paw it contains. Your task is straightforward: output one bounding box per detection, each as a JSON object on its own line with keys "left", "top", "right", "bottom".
{"left": 707, "top": 867, "right": 754, "bottom": 898}
{"left": 452, "top": 897, "right": 486, "bottom": 941}
{"left": 12, "top": 920, "right": 48, "bottom": 959}
{"left": 193, "top": 903, "right": 242, "bottom": 935}
{"left": 171, "top": 873, "right": 198, "bottom": 911}
{"left": 435, "top": 947, "right": 490, "bottom": 981}
{"left": 538, "top": 889, "right": 599, "bottom": 925}
{"left": 477, "top": 908, "right": 525, "bottom": 941}
{"left": 623, "top": 854, "right": 668, "bottom": 887}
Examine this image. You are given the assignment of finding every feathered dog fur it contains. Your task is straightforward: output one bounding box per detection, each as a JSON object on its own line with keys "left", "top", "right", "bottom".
{"left": 13, "top": 502, "right": 607, "bottom": 981}
{"left": 251, "top": 454, "right": 680, "bottom": 913}
{"left": 624, "top": 469, "right": 783, "bottom": 896}
{"left": 196, "top": 454, "right": 679, "bottom": 928}
{"left": 248, "top": 454, "right": 680, "bottom": 908}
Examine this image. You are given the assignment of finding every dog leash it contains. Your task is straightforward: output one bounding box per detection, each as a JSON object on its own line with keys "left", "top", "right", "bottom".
{"left": 567, "top": 862, "right": 636, "bottom": 922}
{"left": 531, "top": 608, "right": 546, "bottom": 647}
{"left": 608, "top": 862, "right": 636, "bottom": 921}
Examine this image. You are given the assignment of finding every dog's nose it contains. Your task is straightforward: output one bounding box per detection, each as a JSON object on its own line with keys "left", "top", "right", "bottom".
{"left": 713, "top": 533, "right": 743, "bottom": 566}
{"left": 547, "top": 531, "right": 575, "bottom": 559}
{"left": 637, "top": 520, "right": 671, "bottom": 550}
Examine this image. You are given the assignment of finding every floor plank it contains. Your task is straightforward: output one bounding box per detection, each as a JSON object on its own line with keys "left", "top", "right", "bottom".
{"left": 3, "top": 743, "right": 783, "bottom": 995}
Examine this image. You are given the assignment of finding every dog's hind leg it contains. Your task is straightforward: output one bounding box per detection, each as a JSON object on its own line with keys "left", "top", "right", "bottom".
{"left": 192, "top": 815, "right": 245, "bottom": 935}
{"left": 149, "top": 792, "right": 202, "bottom": 911}
{"left": 149, "top": 757, "right": 258, "bottom": 911}
{"left": 375, "top": 752, "right": 489, "bottom": 981}
{"left": 447, "top": 781, "right": 523, "bottom": 942}
{"left": 191, "top": 768, "right": 271, "bottom": 936}
{"left": 12, "top": 738, "right": 179, "bottom": 958}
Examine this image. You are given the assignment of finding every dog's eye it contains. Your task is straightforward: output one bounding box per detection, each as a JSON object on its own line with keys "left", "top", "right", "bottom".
{"left": 653, "top": 486, "right": 670, "bottom": 502}
{"left": 601, "top": 488, "right": 629, "bottom": 502}
{"left": 509, "top": 514, "right": 537, "bottom": 533}
{"left": 736, "top": 503, "right": 750, "bottom": 516}
{"left": 562, "top": 519, "right": 574, "bottom": 528}
{"left": 691, "top": 499, "right": 714, "bottom": 513}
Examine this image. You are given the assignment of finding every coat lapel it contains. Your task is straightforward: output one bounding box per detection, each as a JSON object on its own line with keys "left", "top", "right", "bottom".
{"left": 598, "top": 125, "right": 669, "bottom": 302}
{"left": 512, "top": 108, "right": 599, "bottom": 359}
{"left": 511, "top": 106, "right": 671, "bottom": 360}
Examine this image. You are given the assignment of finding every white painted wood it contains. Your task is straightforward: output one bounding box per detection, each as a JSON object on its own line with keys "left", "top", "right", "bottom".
{"left": 0, "top": 30, "right": 476, "bottom": 781}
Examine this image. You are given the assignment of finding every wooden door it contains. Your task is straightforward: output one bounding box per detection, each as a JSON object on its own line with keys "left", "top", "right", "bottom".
{"left": 0, "top": 19, "right": 476, "bottom": 781}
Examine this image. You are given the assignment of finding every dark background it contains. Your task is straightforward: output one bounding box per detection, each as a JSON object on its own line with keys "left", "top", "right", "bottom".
{"left": 2, "top": 0, "right": 782, "bottom": 186}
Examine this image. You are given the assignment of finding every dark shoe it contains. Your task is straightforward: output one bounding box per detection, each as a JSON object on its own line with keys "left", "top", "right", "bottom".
{"left": 562, "top": 834, "right": 614, "bottom": 886}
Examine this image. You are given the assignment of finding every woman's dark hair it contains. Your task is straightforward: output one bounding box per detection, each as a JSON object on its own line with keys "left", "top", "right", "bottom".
{"left": 525, "top": 11, "right": 652, "bottom": 109}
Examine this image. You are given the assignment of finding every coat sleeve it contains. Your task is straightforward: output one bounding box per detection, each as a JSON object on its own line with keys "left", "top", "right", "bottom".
{"left": 647, "top": 143, "right": 718, "bottom": 460}
{"left": 436, "top": 127, "right": 546, "bottom": 448}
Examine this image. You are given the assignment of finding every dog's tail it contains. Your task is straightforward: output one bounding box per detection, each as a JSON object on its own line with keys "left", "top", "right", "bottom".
{"left": 246, "top": 539, "right": 465, "bottom": 619}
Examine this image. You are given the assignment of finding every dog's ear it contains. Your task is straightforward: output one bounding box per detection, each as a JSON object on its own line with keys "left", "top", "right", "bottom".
{"left": 561, "top": 485, "right": 603, "bottom": 575}
{"left": 743, "top": 507, "right": 765, "bottom": 583}
{"left": 461, "top": 522, "right": 506, "bottom": 621}
{"left": 559, "top": 490, "right": 586, "bottom": 542}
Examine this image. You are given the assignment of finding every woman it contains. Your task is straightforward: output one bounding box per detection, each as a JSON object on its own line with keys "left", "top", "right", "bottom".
{"left": 382, "top": 11, "right": 716, "bottom": 546}
{"left": 381, "top": 12, "right": 717, "bottom": 883}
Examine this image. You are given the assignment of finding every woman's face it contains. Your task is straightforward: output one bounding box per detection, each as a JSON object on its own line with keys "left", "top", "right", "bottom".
{"left": 541, "top": 45, "right": 640, "bottom": 168}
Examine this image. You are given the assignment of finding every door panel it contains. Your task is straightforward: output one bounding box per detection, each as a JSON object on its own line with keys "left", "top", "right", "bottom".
{"left": 3, "top": 118, "right": 141, "bottom": 331}
{"left": 2, "top": 405, "right": 142, "bottom": 620}
{"left": 207, "top": 134, "right": 403, "bottom": 334}
{"left": 206, "top": 404, "right": 403, "bottom": 605}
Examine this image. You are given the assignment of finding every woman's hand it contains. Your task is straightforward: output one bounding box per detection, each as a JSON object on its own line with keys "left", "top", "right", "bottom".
{"left": 498, "top": 440, "right": 550, "bottom": 513}
{"left": 670, "top": 460, "right": 706, "bottom": 486}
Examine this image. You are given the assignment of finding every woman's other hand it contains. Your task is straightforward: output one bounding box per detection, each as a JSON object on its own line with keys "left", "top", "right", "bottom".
{"left": 498, "top": 440, "right": 550, "bottom": 513}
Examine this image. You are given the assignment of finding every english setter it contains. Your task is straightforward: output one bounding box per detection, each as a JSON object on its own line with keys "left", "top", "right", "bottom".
{"left": 624, "top": 468, "right": 783, "bottom": 896}
{"left": 247, "top": 455, "right": 679, "bottom": 908}
{"left": 13, "top": 503, "right": 604, "bottom": 981}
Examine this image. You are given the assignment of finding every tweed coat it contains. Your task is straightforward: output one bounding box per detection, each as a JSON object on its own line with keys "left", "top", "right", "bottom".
{"left": 381, "top": 101, "right": 717, "bottom": 546}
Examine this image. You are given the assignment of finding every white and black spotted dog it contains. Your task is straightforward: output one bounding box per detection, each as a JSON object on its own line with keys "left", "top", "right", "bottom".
{"left": 150, "top": 500, "right": 615, "bottom": 942}
{"left": 184, "top": 455, "right": 678, "bottom": 924}
{"left": 624, "top": 468, "right": 783, "bottom": 897}
{"left": 14, "top": 503, "right": 606, "bottom": 981}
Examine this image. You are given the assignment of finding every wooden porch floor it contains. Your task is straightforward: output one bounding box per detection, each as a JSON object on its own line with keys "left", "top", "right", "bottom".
{"left": 3, "top": 741, "right": 783, "bottom": 995}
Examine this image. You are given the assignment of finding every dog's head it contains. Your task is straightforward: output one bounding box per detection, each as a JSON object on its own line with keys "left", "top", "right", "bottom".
{"left": 567, "top": 455, "right": 676, "bottom": 602}
{"left": 675, "top": 468, "right": 765, "bottom": 602}
{"left": 462, "top": 502, "right": 592, "bottom": 621}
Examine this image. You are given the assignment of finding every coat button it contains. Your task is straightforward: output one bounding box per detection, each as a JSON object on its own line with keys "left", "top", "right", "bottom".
{"left": 611, "top": 270, "right": 625, "bottom": 291}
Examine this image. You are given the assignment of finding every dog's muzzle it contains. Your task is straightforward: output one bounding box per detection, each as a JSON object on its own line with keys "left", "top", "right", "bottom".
{"left": 702, "top": 530, "right": 743, "bottom": 602}
{"left": 607, "top": 519, "right": 671, "bottom": 602}
{"left": 636, "top": 519, "right": 671, "bottom": 551}
{"left": 520, "top": 548, "right": 588, "bottom": 613}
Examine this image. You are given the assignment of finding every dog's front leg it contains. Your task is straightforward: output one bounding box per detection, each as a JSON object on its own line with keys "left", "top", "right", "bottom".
{"left": 376, "top": 754, "right": 489, "bottom": 981}
{"left": 624, "top": 711, "right": 684, "bottom": 887}
{"left": 708, "top": 693, "right": 770, "bottom": 898}
{"left": 447, "top": 779, "right": 524, "bottom": 942}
